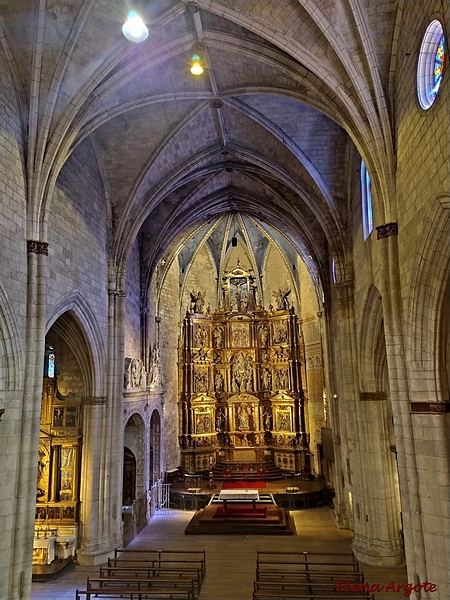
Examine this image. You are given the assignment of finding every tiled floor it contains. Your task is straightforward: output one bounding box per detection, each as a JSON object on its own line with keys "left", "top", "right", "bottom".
{"left": 31, "top": 507, "right": 408, "bottom": 600}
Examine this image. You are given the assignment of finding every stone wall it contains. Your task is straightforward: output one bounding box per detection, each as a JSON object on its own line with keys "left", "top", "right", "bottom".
{"left": 124, "top": 238, "right": 142, "bottom": 360}
{"left": 0, "top": 41, "right": 28, "bottom": 600}
{"left": 262, "top": 245, "right": 299, "bottom": 313}
{"left": 158, "top": 259, "right": 181, "bottom": 469}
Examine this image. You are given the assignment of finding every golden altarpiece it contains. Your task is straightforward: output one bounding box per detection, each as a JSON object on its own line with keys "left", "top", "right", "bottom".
{"left": 34, "top": 372, "right": 81, "bottom": 566}
{"left": 178, "top": 264, "right": 308, "bottom": 474}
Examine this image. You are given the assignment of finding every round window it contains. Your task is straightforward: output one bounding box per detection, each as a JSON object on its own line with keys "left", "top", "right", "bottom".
{"left": 417, "top": 20, "right": 446, "bottom": 110}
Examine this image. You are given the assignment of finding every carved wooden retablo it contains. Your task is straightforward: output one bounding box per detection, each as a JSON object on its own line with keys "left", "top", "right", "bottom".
{"left": 178, "top": 263, "right": 308, "bottom": 473}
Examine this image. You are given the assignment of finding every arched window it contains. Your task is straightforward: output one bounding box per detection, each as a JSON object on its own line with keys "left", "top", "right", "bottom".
{"left": 331, "top": 257, "right": 338, "bottom": 284}
{"left": 45, "top": 346, "right": 56, "bottom": 378}
{"left": 361, "top": 160, "right": 373, "bottom": 240}
{"left": 417, "top": 20, "right": 446, "bottom": 110}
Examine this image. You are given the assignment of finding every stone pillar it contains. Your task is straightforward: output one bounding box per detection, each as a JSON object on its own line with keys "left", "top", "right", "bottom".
{"left": 326, "top": 285, "right": 356, "bottom": 530}
{"left": 375, "top": 224, "right": 428, "bottom": 595}
{"left": 77, "top": 396, "right": 108, "bottom": 565}
{"left": 352, "top": 394, "right": 404, "bottom": 566}
{"left": 332, "top": 274, "right": 404, "bottom": 565}
{"left": 77, "top": 281, "right": 126, "bottom": 565}
{"left": 7, "top": 241, "right": 48, "bottom": 600}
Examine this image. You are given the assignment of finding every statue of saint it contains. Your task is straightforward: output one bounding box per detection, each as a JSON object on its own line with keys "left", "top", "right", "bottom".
{"left": 190, "top": 290, "right": 206, "bottom": 314}
{"left": 213, "top": 327, "right": 223, "bottom": 349}
{"left": 36, "top": 451, "right": 46, "bottom": 499}
{"left": 258, "top": 324, "right": 269, "bottom": 347}
{"left": 215, "top": 371, "right": 224, "bottom": 391}
{"left": 215, "top": 408, "right": 226, "bottom": 431}
{"left": 195, "top": 325, "right": 207, "bottom": 347}
{"left": 263, "top": 408, "right": 272, "bottom": 431}
{"left": 149, "top": 344, "right": 162, "bottom": 387}
{"left": 261, "top": 368, "right": 272, "bottom": 391}
{"left": 237, "top": 404, "right": 250, "bottom": 430}
{"left": 273, "top": 288, "right": 291, "bottom": 310}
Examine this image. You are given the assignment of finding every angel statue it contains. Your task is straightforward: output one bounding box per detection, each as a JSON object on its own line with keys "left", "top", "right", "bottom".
{"left": 273, "top": 288, "right": 291, "bottom": 311}
{"left": 190, "top": 290, "right": 205, "bottom": 314}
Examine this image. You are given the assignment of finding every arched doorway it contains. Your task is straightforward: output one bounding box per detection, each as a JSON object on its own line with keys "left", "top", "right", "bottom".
{"left": 150, "top": 410, "right": 161, "bottom": 484}
{"left": 123, "top": 413, "right": 146, "bottom": 541}
{"left": 34, "top": 311, "right": 94, "bottom": 574}
{"left": 122, "top": 447, "right": 136, "bottom": 505}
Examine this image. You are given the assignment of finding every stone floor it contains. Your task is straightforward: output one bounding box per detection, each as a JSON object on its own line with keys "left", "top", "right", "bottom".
{"left": 31, "top": 507, "right": 409, "bottom": 600}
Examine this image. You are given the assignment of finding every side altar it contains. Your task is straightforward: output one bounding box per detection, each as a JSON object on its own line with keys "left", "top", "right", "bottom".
{"left": 178, "top": 263, "right": 309, "bottom": 474}
{"left": 33, "top": 377, "right": 81, "bottom": 571}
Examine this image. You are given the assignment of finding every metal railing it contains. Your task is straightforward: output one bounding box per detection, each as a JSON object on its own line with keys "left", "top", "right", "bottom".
{"left": 149, "top": 479, "right": 170, "bottom": 516}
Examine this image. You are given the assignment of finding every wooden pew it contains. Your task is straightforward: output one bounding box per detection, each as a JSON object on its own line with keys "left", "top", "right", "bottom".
{"left": 255, "top": 570, "right": 365, "bottom": 584}
{"left": 253, "top": 594, "right": 374, "bottom": 600}
{"left": 114, "top": 549, "right": 206, "bottom": 577}
{"left": 86, "top": 576, "right": 196, "bottom": 598}
{"left": 253, "top": 580, "right": 374, "bottom": 598}
{"left": 99, "top": 565, "right": 203, "bottom": 593}
{"left": 76, "top": 588, "right": 193, "bottom": 600}
{"left": 256, "top": 551, "right": 358, "bottom": 571}
{"left": 108, "top": 556, "right": 205, "bottom": 580}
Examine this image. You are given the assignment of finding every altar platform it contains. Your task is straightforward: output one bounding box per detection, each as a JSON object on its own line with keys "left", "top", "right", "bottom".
{"left": 169, "top": 477, "right": 334, "bottom": 513}
{"left": 185, "top": 490, "right": 296, "bottom": 535}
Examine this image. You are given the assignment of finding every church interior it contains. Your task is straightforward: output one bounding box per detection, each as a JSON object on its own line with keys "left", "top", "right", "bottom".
{"left": 0, "top": 1, "right": 449, "bottom": 599}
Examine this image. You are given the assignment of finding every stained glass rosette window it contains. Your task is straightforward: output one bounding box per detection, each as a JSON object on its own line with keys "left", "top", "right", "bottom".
{"left": 432, "top": 36, "right": 445, "bottom": 95}
{"left": 417, "top": 21, "right": 445, "bottom": 110}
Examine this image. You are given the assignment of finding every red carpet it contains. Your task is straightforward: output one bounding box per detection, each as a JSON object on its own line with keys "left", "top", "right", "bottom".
{"left": 221, "top": 481, "right": 266, "bottom": 489}
{"left": 213, "top": 505, "right": 267, "bottom": 518}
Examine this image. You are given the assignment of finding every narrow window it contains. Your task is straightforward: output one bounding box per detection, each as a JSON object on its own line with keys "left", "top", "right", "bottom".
{"left": 361, "top": 160, "right": 373, "bottom": 240}
{"left": 45, "top": 347, "right": 56, "bottom": 378}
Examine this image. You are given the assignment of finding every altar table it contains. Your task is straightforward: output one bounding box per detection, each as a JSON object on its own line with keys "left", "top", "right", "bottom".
{"left": 218, "top": 489, "right": 259, "bottom": 511}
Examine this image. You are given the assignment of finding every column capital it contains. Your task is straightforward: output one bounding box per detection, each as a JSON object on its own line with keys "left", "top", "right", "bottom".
{"left": 376, "top": 222, "right": 398, "bottom": 239}
{"left": 334, "top": 279, "right": 354, "bottom": 289}
{"left": 360, "top": 391, "right": 387, "bottom": 401}
{"left": 108, "top": 289, "right": 127, "bottom": 297}
{"left": 82, "top": 396, "right": 107, "bottom": 406}
{"left": 27, "top": 240, "right": 49, "bottom": 255}
{"left": 410, "top": 401, "right": 450, "bottom": 413}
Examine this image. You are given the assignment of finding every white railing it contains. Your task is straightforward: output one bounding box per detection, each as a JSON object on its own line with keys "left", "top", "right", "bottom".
{"left": 149, "top": 479, "right": 170, "bottom": 517}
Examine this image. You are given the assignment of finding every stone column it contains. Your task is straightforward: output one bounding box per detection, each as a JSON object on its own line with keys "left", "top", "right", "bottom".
{"left": 352, "top": 394, "right": 404, "bottom": 566}
{"left": 325, "top": 286, "right": 354, "bottom": 530}
{"left": 375, "top": 224, "right": 428, "bottom": 595}
{"left": 332, "top": 273, "right": 404, "bottom": 565}
{"left": 77, "top": 395, "right": 108, "bottom": 565}
{"left": 77, "top": 281, "right": 126, "bottom": 565}
{"left": 7, "top": 241, "right": 48, "bottom": 600}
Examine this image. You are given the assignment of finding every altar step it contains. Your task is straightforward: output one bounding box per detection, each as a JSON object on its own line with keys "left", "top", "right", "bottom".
{"left": 212, "top": 461, "right": 285, "bottom": 481}
{"left": 209, "top": 493, "right": 275, "bottom": 505}
{"left": 185, "top": 503, "right": 295, "bottom": 536}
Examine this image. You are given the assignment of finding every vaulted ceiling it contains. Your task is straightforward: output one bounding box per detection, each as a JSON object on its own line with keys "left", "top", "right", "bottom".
{"left": 0, "top": 0, "right": 399, "bottom": 292}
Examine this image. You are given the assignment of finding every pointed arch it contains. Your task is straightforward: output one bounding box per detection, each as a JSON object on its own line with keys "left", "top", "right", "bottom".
{"left": 407, "top": 196, "right": 450, "bottom": 400}
{"left": 0, "top": 281, "right": 24, "bottom": 391}
{"left": 46, "top": 291, "right": 106, "bottom": 396}
{"left": 359, "top": 285, "right": 384, "bottom": 392}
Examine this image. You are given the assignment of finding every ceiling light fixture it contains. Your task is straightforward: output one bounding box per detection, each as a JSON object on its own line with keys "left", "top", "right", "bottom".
{"left": 122, "top": 11, "right": 149, "bottom": 43}
{"left": 190, "top": 54, "right": 203, "bottom": 75}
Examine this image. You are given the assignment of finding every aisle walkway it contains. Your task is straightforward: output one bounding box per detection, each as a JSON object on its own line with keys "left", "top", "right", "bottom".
{"left": 31, "top": 507, "right": 407, "bottom": 600}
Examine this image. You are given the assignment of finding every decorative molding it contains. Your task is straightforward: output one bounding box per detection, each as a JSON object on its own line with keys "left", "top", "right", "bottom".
{"left": 334, "top": 279, "right": 354, "bottom": 289}
{"left": 410, "top": 401, "right": 450, "bottom": 414}
{"left": 108, "top": 289, "right": 127, "bottom": 297}
{"left": 82, "top": 396, "right": 107, "bottom": 405}
{"left": 360, "top": 391, "right": 387, "bottom": 401}
{"left": 376, "top": 222, "right": 398, "bottom": 239}
{"left": 27, "top": 240, "right": 49, "bottom": 255}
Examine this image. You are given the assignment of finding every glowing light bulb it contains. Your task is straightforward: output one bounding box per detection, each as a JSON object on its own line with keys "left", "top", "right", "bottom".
{"left": 122, "top": 11, "right": 149, "bottom": 43}
{"left": 190, "top": 54, "right": 203, "bottom": 75}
